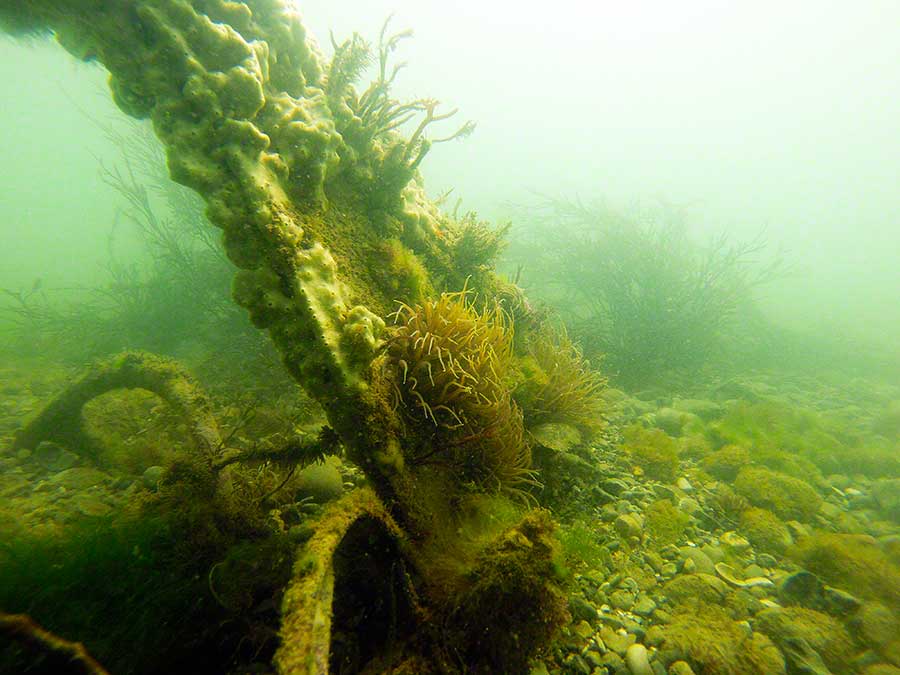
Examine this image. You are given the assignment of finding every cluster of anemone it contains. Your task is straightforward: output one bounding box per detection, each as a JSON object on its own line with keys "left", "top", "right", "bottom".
{"left": 386, "top": 288, "right": 535, "bottom": 495}
{"left": 515, "top": 329, "right": 607, "bottom": 434}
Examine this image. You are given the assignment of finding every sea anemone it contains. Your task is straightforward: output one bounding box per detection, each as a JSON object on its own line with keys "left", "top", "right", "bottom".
{"left": 515, "top": 328, "right": 607, "bottom": 434}
{"left": 387, "top": 287, "right": 535, "bottom": 495}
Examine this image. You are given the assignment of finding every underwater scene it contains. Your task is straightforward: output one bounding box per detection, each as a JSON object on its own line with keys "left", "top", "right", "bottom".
{"left": 1, "top": 2, "right": 898, "bottom": 674}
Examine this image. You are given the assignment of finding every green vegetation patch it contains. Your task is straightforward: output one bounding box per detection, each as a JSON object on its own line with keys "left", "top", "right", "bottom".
{"left": 701, "top": 444, "right": 750, "bottom": 481}
{"left": 733, "top": 466, "right": 822, "bottom": 522}
{"left": 659, "top": 602, "right": 786, "bottom": 675}
{"left": 739, "top": 507, "right": 792, "bottom": 555}
{"left": 755, "top": 606, "right": 854, "bottom": 674}
{"left": 622, "top": 424, "right": 680, "bottom": 482}
{"left": 792, "top": 533, "right": 900, "bottom": 610}
{"left": 558, "top": 519, "right": 610, "bottom": 570}
{"left": 645, "top": 499, "right": 690, "bottom": 546}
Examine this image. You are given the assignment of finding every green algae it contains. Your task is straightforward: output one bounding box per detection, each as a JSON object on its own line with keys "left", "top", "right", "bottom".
{"left": 645, "top": 499, "right": 690, "bottom": 546}
{"left": 659, "top": 602, "right": 786, "bottom": 675}
{"left": 754, "top": 606, "right": 854, "bottom": 674}
{"left": 739, "top": 507, "right": 793, "bottom": 555}
{"left": 622, "top": 424, "right": 681, "bottom": 482}
{"left": 733, "top": 466, "right": 822, "bottom": 522}
{"left": 792, "top": 533, "right": 900, "bottom": 610}
{"left": 701, "top": 444, "right": 751, "bottom": 481}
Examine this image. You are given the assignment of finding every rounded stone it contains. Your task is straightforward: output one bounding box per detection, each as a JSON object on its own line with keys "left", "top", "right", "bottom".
{"left": 669, "top": 661, "right": 697, "bottom": 675}
{"left": 678, "top": 497, "right": 701, "bottom": 516}
{"left": 823, "top": 586, "right": 862, "bottom": 615}
{"left": 52, "top": 467, "right": 111, "bottom": 490}
{"left": 676, "top": 477, "right": 694, "bottom": 492}
{"left": 610, "top": 589, "right": 636, "bottom": 611}
{"left": 625, "top": 643, "right": 654, "bottom": 675}
{"left": 720, "top": 530, "right": 751, "bottom": 552}
{"left": 615, "top": 513, "right": 644, "bottom": 539}
{"left": 654, "top": 407, "right": 690, "bottom": 435}
{"left": 633, "top": 596, "right": 658, "bottom": 617}
{"left": 295, "top": 456, "right": 344, "bottom": 502}
{"left": 679, "top": 547, "right": 716, "bottom": 575}
{"left": 143, "top": 465, "right": 166, "bottom": 490}
{"left": 34, "top": 440, "right": 78, "bottom": 472}
{"left": 571, "top": 595, "right": 599, "bottom": 623}
{"left": 777, "top": 570, "right": 824, "bottom": 608}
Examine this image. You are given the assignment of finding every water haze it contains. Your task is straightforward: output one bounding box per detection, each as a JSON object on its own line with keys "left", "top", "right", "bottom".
{"left": 1, "top": 0, "right": 898, "bottom": 358}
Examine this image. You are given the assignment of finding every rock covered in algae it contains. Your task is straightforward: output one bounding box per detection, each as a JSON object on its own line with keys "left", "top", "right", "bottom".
{"left": 655, "top": 603, "right": 786, "bottom": 674}
{"left": 734, "top": 466, "right": 822, "bottom": 521}
{"left": 754, "top": 606, "right": 854, "bottom": 674}
{"left": 443, "top": 510, "right": 569, "bottom": 674}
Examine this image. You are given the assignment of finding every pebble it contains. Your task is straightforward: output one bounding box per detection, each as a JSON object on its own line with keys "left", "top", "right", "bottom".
{"left": 599, "top": 626, "right": 635, "bottom": 655}
{"left": 823, "top": 586, "right": 862, "bottom": 615}
{"left": 625, "top": 643, "right": 653, "bottom": 675}
{"left": 584, "top": 650, "right": 605, "bottom": 668}
{"left": 719, "top": 531, "right": 751, "bottom": 553}
{"left": 743, "top": 563, "right": 766, "bottom": 578}
{"left": 615, "top": 513, "right": 644, "bottom": 539}
{"left": 679, "top": 547, "right": 715, "bottom": 575}
{"left": 33, "top": 440, "right": 79, "bottom": 472}
{"left": 570, "top": 595, "right": 599, "bottom": 623}
{"left": 786, "top": 521, "right": 810, "bottom": 539}
{"left": 715, "top": 562, "right": 774, "bottom": 589}
{"left": 701, "top": 543, "right": 725, "bottom": 564}
{"left": 677, "top": 497, "right": 700, "bottom": 516}
{"left": 777, "top": 570, "right": 824, "bottom": 607}
{"left": 633, "top": 596, "right": 657, "bottom": 617}
{"left": 675, "top": 477, "right": 693, "bottom": 492}
{"left": 71, "top": 494, "right": 113, "bottom": 518}
{"left": 671, "top": 398, "right": 722, "bottom": 420}
{"left": 562, "top": 653, "right": 591, "bottom": 675}
{"left": 610, "top": 590, "right": 636, "bottom": 611}
{"left": 573, "top": 620, "right": 594, "bottom": 639}
{"left": 601, "top": 651, "right": 626, "bottom": 672}
{"left": 654, "top": 407, "right": 691, "bottom": 436}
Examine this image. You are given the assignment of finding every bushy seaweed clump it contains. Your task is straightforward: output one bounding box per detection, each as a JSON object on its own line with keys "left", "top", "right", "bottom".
{"left": 710, "top": 484, "right": 752, "bottom": 524}
{"left": 387, "top": 288, "right": 534, "bottom": 495}
{"left": 709, "top": 400, "right": 859, "bottom": 479}
{"left": 445, "top": 215, "right": 511, "bottom": 289}
{"left": 621, "top": 424, "right": 680, "bottom": 482}
{"left": 503, "top": 198, "right": 785, "bottom": 387}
